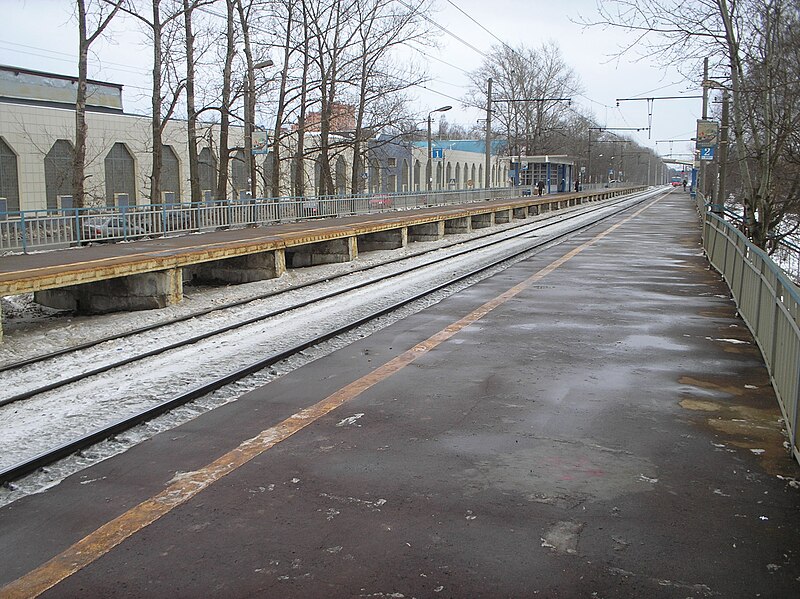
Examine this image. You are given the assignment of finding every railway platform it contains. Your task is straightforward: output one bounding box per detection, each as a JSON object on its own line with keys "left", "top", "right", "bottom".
{"left": 0, "top": 187, "right": 638, "bottom": 340}
{"left": 1, "top": 191, "right": 798, "bottom": 597}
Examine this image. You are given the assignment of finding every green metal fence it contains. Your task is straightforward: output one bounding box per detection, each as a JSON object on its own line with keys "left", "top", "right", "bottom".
{"left": 699, "top": 197, "right": 800, "bottom": 465}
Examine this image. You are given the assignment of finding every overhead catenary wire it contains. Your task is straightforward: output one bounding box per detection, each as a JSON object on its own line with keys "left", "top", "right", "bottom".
{"left": 394, "top": 0, "right": 492, "bottom": 60}
{"left": 442, "top": 0, "right": 514, "bottom": 53}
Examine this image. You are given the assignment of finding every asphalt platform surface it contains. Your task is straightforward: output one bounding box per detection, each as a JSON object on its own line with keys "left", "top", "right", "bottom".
{"left": 1, "top": 190, "right": 798, "bottom": 598}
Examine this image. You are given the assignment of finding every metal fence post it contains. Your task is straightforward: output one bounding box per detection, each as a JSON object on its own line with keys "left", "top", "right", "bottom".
{"left": 19, "top": 211, "right": 27, "bottom": 253}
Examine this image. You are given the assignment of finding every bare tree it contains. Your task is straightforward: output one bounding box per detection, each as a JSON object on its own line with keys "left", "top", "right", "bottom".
{"left": 73, "top": 0, "right": 123, "bottom": 208}
{"left": 586, "top": 0, "right": 800, "bottom": 250}
{"left": 118, "top": 0, "right": 188, "bottom": 204}
{"left": 345, "top": 0, "right": 430, "bottom": 194}
{"left": 215, "top": 0, "right": 237, "bottom": 201}
{"left": 465, "top": 42, "right": 581, "bottom": 158}
{"left": 183, "top": 0, "right": 201, "bottom": 203}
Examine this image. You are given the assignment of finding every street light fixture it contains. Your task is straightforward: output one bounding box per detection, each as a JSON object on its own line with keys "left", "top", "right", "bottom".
{"left": 427, "top": 105, "right": 452, "bottom": 191}
{"left": 245, "top": 58, "right": 274, "bottom": 198}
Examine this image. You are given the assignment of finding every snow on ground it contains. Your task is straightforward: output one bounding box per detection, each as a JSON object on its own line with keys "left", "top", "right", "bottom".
{"left": 0, "top": 193, "right": 649, "bottom": 507}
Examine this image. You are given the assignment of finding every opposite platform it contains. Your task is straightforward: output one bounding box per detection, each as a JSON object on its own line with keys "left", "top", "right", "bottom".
{"left": 0, "top": 191, "right": 798, "bottom": 598}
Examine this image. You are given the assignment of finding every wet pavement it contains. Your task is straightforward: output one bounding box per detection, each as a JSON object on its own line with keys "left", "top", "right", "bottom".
{"left": 1, "top": 190, "right": 798, "bottom": 598}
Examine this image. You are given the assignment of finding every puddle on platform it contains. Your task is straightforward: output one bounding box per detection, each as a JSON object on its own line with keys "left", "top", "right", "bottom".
{"left": 679, "top": 376, "right": 746, "bottom": 397}
{"left": 679, "top": 379, "right": 792, "bottom": 477}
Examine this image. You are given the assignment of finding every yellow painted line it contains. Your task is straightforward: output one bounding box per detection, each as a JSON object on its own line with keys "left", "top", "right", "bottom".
{"left": 0, "top": 196, "right": 660, "bottom": 598}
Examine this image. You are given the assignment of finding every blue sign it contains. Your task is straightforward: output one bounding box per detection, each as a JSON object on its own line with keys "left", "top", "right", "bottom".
{"left": 700, "top": 146, "right": 715, "bottom": 161}
{"left": 431, "top": 148, "right": 443, "bottom": 160}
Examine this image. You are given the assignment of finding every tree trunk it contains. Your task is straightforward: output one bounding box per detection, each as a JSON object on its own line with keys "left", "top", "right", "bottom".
{"left": 183, "top": 0, "right": 200, "bottom": 204}
{"left": 216, "top": 0, "right": 236, "bottom": 201}
{"left": 271, "top": 0, "right": 294, "bottom": 198}
{"left": 236, "top": 0, "right": 256, "bottom": 198}
{"left": 150, "top": 0, "right": 163, "bottom": 204}
{"left": 73, "top": 1, "right": 89, "bottom": 209}
{"left": 293, "top": 0, "right": 311, "bottom": 197}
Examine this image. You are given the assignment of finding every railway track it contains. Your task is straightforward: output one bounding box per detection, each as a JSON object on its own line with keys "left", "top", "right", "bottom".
{"left": 0, "top": 188, "right": 669, "bottom": 492}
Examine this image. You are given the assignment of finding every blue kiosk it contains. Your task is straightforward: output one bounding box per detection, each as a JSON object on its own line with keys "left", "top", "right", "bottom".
{"left": 508, "top": 155, "right": 576, "bottom": 193}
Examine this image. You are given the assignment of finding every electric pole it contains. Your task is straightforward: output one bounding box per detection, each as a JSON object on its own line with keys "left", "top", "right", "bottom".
{"left": 485, "top": 78, "right": 492, "bottom": 189}
{"left": 717, "top": 89, "right": 730, "bottom": 213}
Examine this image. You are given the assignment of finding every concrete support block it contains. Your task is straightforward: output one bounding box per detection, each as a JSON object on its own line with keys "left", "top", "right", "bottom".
{"left": 34, "top": 267, "right": 183, "bottom": 314}
{"left": 494, "top": 209, "right": 512, "bottom": 224}
{"left": 357, "top": 227, "right": 408, "bottom": 252}
{"left": 286, "top": 237, "right": 357, "bottom": 268}
{"left": 527, "top": 204, "right": 540, "bottom": 216}
{"left": 445, "top": 216, "right": 472, "bottom": 235}
{"left": 513, "top": 207, "right": 527, "bottom": 219}
{"left": 408, "top": 221, "right": 445, "bottom": 242}
{"left": 186, "top": 249, "right": 286, "bottom": 285}
{"left": 470, "top": 213, "right": 494, "bottom": 229}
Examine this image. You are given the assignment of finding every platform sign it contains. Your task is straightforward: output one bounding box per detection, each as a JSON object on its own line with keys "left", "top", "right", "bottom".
{"left": 699, "top": 146, "right": 715, "bottom": 161}
{"left": 252, "top": 131, "right": 269, "bottom": 155}
{"left": 696, "top": 119, "right": 719, "bottom": 147}
{"left": 431, "top": 148, "right": 443, "bottom": 160}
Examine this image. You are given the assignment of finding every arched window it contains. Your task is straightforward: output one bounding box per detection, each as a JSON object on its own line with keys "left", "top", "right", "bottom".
{"left": 104, "top": 143, "right": 135, "bottom": 207}
{"left": 478, "top": 164, "right": 483, "bottom": 188}
{"left": 231, "top": 149, "right": 248, "bottom": 197}
{"left": 454, "top": 163, "right": 461, "bottom": 189}
{"left": 436, "top": 162, "right": 443, "bottom": 190}
{"left": 315, "top": 156, "right": 324, "bottom": 196}
{"left": 413, "top": 160, "right": 421, "bottom": 191}
{"left": 445, "top": 163, "right": 452, "bottom": 188}
{"left": 470, "top": 164, "right": 476, "bottom": 187}
{"left": 0, "top": 137, "right": 20, "bottom": 211}
{"left": 198, "top": 148, "right": 216, "bottom": 201}
{"left": 400, "top": 159, "right": 409, "bottom": 192}
{"left": 335, "top": 156, "right": 347, "bottom": 195}
{"left": 45, "top": 139, "right": 74, "bottom": 210}
{"left": 161, "top": 145, "right": 180, "bottom": 203}
{"left": 425, "top": 159, "right": 432, "bottom": 191}
{"left": 369, "top": 159, "right": 380, "bottom": 193}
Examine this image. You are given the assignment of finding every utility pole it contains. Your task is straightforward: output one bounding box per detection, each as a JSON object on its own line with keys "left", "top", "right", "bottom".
{"left": 716, "top": 89, "right": 730, "bottom": 213}
{"left": 485, "top": 78, "right": 492, "bottom": 189}
{"left": 701, "top": 57, "right": 709, "bottom": 203}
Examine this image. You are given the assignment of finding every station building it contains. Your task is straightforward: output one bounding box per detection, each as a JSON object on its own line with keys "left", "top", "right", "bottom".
{"left": 0, "top": 65, "right": 532, "bottom": 214}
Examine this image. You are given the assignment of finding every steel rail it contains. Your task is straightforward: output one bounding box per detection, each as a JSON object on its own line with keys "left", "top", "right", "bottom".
{"left": 0, "top": 194, "right": 637, "bottom": 375}
{"left": 0, "top": 193, "right": 649, "bottom": 406}
{"left": 0, "top": 188, "right": 667, "bottom": 486}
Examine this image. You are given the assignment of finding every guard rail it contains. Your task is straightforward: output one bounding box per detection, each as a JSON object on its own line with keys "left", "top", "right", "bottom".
{"left": 698, "top": 194, "right": 800, "bottom": 464}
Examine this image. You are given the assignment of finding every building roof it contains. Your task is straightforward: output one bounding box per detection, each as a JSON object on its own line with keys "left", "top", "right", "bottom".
{"left": 0, "top": 64, "right": 123, "bottom": 112}
{"left": 0, "top": 64, "right": 122, "bottom": 89}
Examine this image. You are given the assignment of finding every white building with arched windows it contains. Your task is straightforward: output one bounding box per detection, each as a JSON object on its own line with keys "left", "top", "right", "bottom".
{"left": 0, "top": 65, "right": 523, "bottom": 214}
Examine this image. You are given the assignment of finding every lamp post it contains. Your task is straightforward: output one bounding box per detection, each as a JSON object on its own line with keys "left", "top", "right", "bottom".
{"left": 245, "top": 58, "right": 274, "bottom": 198}
{"left": 702, "top": 78, "right": 728, "bottom": 215}
{"left": 427, "top": 105, "right": 452, "bottom": 191}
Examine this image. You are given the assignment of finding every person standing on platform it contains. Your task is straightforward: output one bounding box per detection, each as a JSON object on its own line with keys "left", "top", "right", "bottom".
{"left": 537, "top": 180, "right": 545, "bottom": 196}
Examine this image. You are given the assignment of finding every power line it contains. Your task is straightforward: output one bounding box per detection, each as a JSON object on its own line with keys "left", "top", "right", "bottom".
{"left": 443, "top": 0, "right": 510, "bottom": 51}
{"left": 394, "top": 0, "right": 491, "bottom": 60}
{"left": 0, "top": 41, "right": 150, "bottom": 76}
{"left": 412, "top": 47, "right": 472, "bottom": 76}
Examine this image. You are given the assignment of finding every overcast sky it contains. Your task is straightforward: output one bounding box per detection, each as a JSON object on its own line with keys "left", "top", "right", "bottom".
{"left": 0, "top": 0, "right": 703, "bottom": 160}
